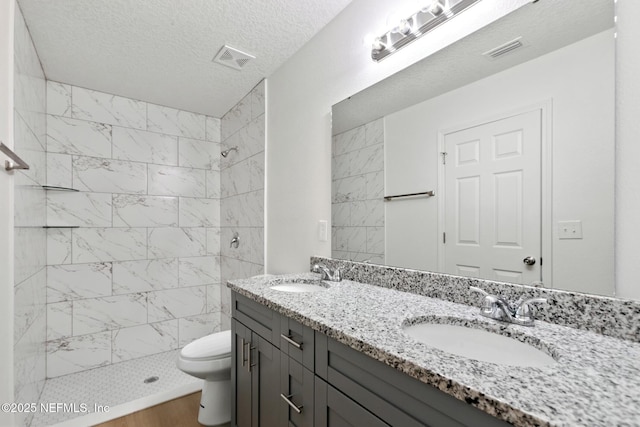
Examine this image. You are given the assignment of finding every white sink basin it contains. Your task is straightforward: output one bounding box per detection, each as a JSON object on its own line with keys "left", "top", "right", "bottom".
{"left": 269, "top": 282, "right": 328, "bottom": 293}
{"left": 403, "top": 323, "right": 556, "bottom": 368}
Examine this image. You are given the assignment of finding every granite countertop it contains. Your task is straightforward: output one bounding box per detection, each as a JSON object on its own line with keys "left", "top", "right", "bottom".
{"left": 228, "top": 273, "right": 640, "bottom": 427}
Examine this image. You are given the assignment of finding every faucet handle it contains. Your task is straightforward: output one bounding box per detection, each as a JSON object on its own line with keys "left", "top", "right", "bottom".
{"left": 469, "top": 286, "right": 488, "bottom": 297}
{"left": 515, "top": 297, "right": 547, "bottom": 323}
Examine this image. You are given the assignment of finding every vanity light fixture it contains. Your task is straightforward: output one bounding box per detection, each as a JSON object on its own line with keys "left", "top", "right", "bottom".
{"left": 371, "top": 0, "right": 481, "bottom": 62}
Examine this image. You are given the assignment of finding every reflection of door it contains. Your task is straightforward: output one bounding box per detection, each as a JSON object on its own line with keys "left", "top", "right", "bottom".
{"left": 443, "top": 110, "right": 541, "bottom": 283}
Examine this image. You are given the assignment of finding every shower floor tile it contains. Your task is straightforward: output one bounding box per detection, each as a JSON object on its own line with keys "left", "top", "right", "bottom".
{"left": 31, "top": 350, "right": 201, "bottom": 427}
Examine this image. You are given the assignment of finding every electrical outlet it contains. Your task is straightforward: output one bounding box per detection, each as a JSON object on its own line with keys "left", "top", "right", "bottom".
{"left": 318, "top": 220, "right": 328, "bottom": 242}
{"left": 558, "top": 220, "right": 583, "bottom": 239}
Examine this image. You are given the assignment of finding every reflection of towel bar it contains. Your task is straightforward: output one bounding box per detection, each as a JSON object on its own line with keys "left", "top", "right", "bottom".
{"left": 384, "top": 190, "right": 435, "bottom": 201}
{"left": 0, "top": 142, "right": 30, "bottom": 171}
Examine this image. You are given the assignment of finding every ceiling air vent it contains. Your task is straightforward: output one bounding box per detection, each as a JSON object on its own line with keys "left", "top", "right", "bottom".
{"left": 213, "top": 45, "right": 255, "bottom": 70}
{"left": 482, "top": 37, "right": 528, "bottom": 60}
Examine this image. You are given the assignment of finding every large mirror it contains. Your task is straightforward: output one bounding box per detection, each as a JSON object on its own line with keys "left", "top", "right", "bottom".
{"left": 331, "top": 0, "right": 615, "bottom": 296}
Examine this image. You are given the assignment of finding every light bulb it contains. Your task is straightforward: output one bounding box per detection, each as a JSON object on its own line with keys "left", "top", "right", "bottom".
{"left": 373, "top": 37, "right": 385, "bottom": 51}
{"left": 422, "top": 0, "right": 445, "bottom": 16}
{"left": 396, "top": 19, "right": 412, "bottom": 35}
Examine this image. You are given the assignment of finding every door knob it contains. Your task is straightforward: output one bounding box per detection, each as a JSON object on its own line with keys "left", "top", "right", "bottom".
{"left": 523, "top": 256, "right": 536, "bottom": 266}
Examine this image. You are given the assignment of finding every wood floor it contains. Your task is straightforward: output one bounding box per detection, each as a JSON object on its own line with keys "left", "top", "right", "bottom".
{"left": 94, "top": 392, "right": 204, "bottom": 427}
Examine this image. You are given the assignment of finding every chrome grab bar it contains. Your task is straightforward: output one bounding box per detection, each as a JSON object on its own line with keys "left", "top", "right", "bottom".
{"left": 0, "top": 142, "right": 30, "bottom": 171}
{"left": 384, "top": 190, "right": 434, "bottom": 201}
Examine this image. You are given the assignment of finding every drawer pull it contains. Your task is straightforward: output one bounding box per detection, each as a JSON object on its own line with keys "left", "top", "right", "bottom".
{"left": 281, "top": 334, "right": 303, "bottom": 349}
{"left": 280, "top": 394, "right": 303, "bottom": 414}
{"left": 241, "top": 339, "right": 248, "bottom": 367}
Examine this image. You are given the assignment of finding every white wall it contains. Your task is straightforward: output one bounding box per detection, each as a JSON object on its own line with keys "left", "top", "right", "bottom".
{"left": 385, "top": 30, "right": 615, "bottom": 295}
{"left": 0, "top": 0, "right": 16, "bottom": 425}
{"left": 266, "top": 0, "right": 530, "bottom": 274}
{"left": 616, "top": 0, "right": 640, "bottom": 300}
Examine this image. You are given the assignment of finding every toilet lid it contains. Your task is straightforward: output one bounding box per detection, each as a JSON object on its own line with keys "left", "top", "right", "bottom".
{"left": 181, "top": 330, "right": 231, "bottom": 360}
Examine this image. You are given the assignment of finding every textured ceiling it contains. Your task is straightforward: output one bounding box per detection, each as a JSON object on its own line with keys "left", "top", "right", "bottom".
{"left": 333, "top": 0, "right": 614, "bottom": 134}
{"left": 17, "top": 0, "right": 352, "bottom": 117}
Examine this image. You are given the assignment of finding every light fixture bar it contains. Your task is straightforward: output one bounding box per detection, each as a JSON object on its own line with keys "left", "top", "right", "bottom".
{"left": 372, "top": 0, "right": 482, "bottom": 62}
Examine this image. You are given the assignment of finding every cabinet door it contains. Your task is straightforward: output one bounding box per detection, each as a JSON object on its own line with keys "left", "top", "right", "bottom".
{"left": 280, "top": 356, "right": 314, "bottom": 427}
{"left": 251, "top": 332, "right": 281, "bottom": 427}
{"left": 315, "top": 378, "right": 389, "bottom": 427}
{"left": 232, "top": 319, "right": 253, "bottom": 427}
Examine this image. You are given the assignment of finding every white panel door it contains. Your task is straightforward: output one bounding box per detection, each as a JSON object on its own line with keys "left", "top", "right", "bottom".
{"left": 443, "top": 110, "right": 541, "bottom": 283}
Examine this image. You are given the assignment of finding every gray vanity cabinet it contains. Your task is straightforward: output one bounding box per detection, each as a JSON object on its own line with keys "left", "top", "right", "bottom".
{"left": 231, "top": 291, "right": 511, "bottom": 427}
{"left": 232, "top": 318, "right": 281, "bottom": 427}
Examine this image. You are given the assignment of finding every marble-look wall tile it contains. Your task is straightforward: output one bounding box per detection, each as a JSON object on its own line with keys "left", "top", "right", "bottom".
{"left": 365, "top": 118, "right": 384, "bottom": 146}
{"left": 334, "top": 125, "right": 366, "bottom": 155}
{"left": 148, "top": 287, "right": 207, "bottom": 322}
{"left": 14, "top": 227, "right": 46, "bottom": 285}
{"left": 46, "top": 153, "right": 72, "bottom": 188}
{"left": 47, "top": 191, "right": 112, "bottom": 227}
{"left": 15, "top": 184, "right": 45, "bottom": 227}
{"left": 179, "top": 256, "right": 220, "bottom": 286}
{"left": 72, "top": 228, "right": 147, "bottom": 262}
{"left": 73, "top": 157, "right": 147, "bottom": 194}
{"left": 249, "top": 152, "right": 265, "bottom": 191}
{"left": 73, "top": 293, "right": 147, "bottom": 335}
{"left": 250, "top": 228, "right": 264, "bottom": 265}
{"left": 206, "top": 284, "right": 222, "bottom": 313}
{"left": 112, "top": 127, "right": 178, "bottom": 166}
{"left": 112, "top": 258, "right": 179, "bottom": 294}
{"left": 366, "top": 227, "right": 385, "bottom": 255}
{"left": 147, "top": 227, "right": 206, "bottom": 258}
{"left": 206, "top": 170, "right": 221, "bottom": 198}
{"left": 250, "top": 81, "right": 265, "bottom": 120}
{"left": 47, "top": 81, "right": 72, "bottom": 117}
{"left": 178, "top": 313, "right": 221, "bottom": 347}
{"left": 47, "top": 115, "right": 112, "bottom": 158}
{"left": 148, "top": 165, "right": 205, "bottom": 198}
{"left": 47, "top": 228, "right": 72, "bottom": 265}
{"left": 72, "top": 86, "right": 147, "bottom": 130}
{"left": 222, "top": 160, "right": 250, "bottom": 197}
{"left": 351, "top": 144, "right": 383, "bottom": 176}
{"left": 206, "top": 117, "right": 221, "bottom": 143}
{"left": 147, "top": 104, "right": 206, "bottom": 140}
{"left": 345, "top": 228, "right": 367, "bottom": 253}
{"left": 13, "top": 310, "right": 45, "bottom": 427}
{"left": 179, "top": 197, "right": 219, "bottom": 227}
{"left": 351, "top": 200, "right": 384, "bottom": 227}
{"left": 333, "top": 153, "right": 350, "bottom": 180}
{"left": 179, "top": 138, "right": 219, "bottom": 170}
{"left": 221, "top": 228, "right": 250, "bottom": 262}
{"left": 47, "top": 263, "right": 112, "bottom": 303}
{"left": 221, "top": 93, "right": 251, "bottom": 141}
{"left": 113, "top": 194, "right": 178, "bottom": 227}
{"left": 332, "top": 202, "right": 350, "bottom": 229}
{"left": 366, "top": 171, "right": 384, "bottom": 200}
{"left": 207, "top": 228, "right": 221, "bottom": 256}
{"left": 111, "top": 321, "right": 178, "bottom": 363}
{"left": 47, "top": 332, "right": 111, "bottom": 378}
{"left": 47, "top": 301, "right": 72, "bottom": 340}
{"left": 14, "top": 268, "right": 46, "bottom": 345}
{"left": 333, "top": 175, "right": 367, "bottom": 203}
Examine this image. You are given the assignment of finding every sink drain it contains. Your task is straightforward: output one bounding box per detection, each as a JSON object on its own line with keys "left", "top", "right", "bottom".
{"left": 143, "top": 376, "right": 159, "bottom": 384}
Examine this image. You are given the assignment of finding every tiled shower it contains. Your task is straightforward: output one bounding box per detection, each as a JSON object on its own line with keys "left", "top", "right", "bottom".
{"left": 13, "top": 5, "right": 265, "bottom": 426}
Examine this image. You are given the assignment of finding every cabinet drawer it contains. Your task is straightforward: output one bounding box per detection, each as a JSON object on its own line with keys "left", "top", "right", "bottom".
{"left": 315, "top": 377, "right": 389, "bottom": 427}
{"left": 280, "top": 316, "right": 315, "bottom": 370}
{"left": 280, "top": 356, "right": 314, "bottom": 427}
{"left": 316, "top": 334, "right": 511, "bottom": 427}
{"left": 232, "top": 293, "right": 280, "bottom": 345}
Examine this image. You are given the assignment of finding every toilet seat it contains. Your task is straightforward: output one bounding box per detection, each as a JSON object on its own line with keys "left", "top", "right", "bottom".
{"left": 180, "top": 330, "right": 231, "bottom": 361}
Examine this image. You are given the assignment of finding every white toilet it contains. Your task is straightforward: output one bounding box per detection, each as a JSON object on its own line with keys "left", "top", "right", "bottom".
{"left": 177, "top": 330, "right": 232, "bottom": 426}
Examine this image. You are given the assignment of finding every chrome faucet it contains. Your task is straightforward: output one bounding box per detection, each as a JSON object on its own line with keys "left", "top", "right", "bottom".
{"left": 470, "top": 286, "right": 546, "bottom": 326}
{"left": 312, "top": 264, "right": 342, "bottom": 282}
